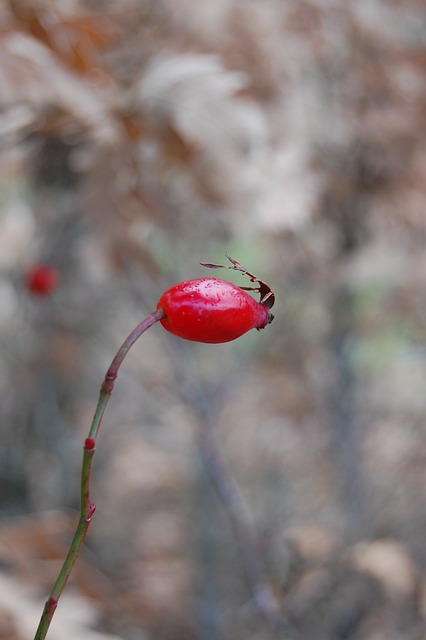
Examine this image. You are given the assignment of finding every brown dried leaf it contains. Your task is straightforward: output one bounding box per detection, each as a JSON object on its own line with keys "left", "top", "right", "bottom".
{"left": 9, "top": 3, "right": 112, "bottom": 73}
{"left": 0, "top": 32, "right": 120, "bottom": 143}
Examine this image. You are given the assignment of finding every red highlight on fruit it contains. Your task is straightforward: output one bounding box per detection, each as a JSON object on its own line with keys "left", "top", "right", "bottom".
{"left": 157, "top": 256, "right": 274, "bottom": 344}
{"left": 25, "top": 265, "right": 59, "bottom": 296}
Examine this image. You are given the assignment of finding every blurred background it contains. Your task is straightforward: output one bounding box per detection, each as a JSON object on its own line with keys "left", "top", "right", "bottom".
{"left": 1, "top": 1, "right": 426, "bottom": 638}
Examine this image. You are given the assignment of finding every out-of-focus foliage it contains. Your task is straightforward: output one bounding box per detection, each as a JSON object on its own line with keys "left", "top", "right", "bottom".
{"left": 1, "top": 1, "right": 426, "bottom": 638}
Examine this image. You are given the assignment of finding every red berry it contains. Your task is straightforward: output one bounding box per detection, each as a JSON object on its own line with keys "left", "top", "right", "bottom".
{"left": 157, "top": 277, "right": 273, "bottom": 344}
{"left": 25, "top": 265, "right": 59, "bottom": 296}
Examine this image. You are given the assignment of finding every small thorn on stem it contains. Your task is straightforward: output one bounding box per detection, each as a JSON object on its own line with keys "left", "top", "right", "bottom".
{"left": 101, "top": 374, "right": 116, "bottom": 395}
{"left": 84, "top": 438, "right": 96, "bottom": 451}
{"left": 46, "top": 597, "right": 58, "bottom": 615}
{"left": 85, "top": 503, "right": 96, "bottom": 522}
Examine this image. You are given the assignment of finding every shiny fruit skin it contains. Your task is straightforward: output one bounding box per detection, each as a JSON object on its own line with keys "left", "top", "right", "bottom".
{"left": 157, "top": 277, "right": 270, "bottom": 344}
{"left": 25, "top": 265, "right": 59, "bottom": 296}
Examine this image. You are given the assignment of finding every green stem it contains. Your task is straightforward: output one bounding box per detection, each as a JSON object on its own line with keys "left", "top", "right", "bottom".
{"left": 34, "top": 308, "right": 164, "bottom": 640}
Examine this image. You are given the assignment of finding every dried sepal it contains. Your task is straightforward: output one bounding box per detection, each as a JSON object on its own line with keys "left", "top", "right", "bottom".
{"left": 200, "top": 254, "right": 275, "bottom": 310}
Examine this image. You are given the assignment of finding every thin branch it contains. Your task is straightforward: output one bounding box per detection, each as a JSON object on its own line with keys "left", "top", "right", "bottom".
{"left": 34, "top": 308, "right": 164, "bottom": 640}
{"left": 197, "top": 405, "right": 295, "bottom": 638}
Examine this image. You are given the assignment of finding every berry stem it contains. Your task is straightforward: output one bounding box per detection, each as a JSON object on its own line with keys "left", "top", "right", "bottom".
{"left": 33, "top": 308, "right": 164, "bottom": 640}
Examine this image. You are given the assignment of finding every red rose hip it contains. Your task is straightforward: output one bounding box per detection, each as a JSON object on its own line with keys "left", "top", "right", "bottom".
{"left": 157, "top": 277, "right": 273, "bottom": 344}
{"left": 25, "top": 264, "right": 59, "bottom": 296}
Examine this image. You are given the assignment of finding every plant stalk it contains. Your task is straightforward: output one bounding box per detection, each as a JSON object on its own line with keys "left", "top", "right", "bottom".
{"left": 34, "top": 308, "right": 164, "bottom": 640}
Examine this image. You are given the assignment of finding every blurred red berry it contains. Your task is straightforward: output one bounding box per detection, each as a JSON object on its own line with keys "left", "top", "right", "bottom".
{"left": 25, "top": 265, "right": 59, "bottom": 296}
{"left": 157, "top": 277, "right": 273, "bottom": 344}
